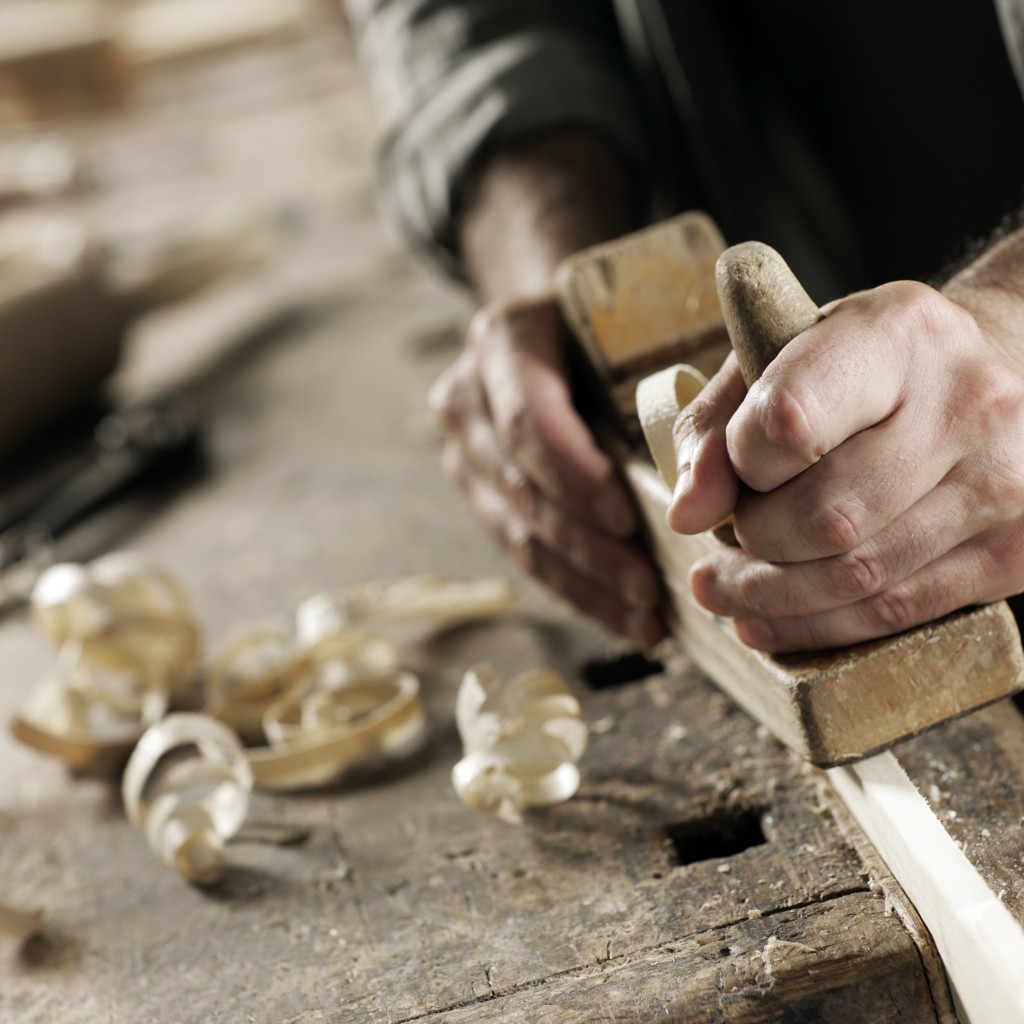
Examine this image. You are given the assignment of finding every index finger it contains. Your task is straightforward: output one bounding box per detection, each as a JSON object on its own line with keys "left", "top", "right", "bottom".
{"left": 726, "top": 283, "right": 919, "bottom": 494}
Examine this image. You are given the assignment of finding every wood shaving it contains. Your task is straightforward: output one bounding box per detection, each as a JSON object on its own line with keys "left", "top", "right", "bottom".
{"left": 202, "top": 621, "right": 420, "bottom": 791}
{"left": 15, "top": 570, "right": 505, "bottom": 799}
{"left": 251, "top": 672, "right": 426, "bottom": 791}
{"left": 217, "top": 577, "right": 511, "bottom": 790}
{"left": 452, "top": 663, "right": 588, "bottom": 825}
{"left": 204, "top": 629, "right": 309, "bottom": 744}
{"left": 634, "top": 364, "right": 708, "bottom": 490}
{"left": 295, "top": 576, "right": 514, "bottom": 643}
{"left": 30, "top": 552, "right": 200, "bottom": 702}
{"left": 122, "top": 713, "right": 253, "bottom": 886}
{"left": 13, "top": 553, "right": 198, "bottom": 771}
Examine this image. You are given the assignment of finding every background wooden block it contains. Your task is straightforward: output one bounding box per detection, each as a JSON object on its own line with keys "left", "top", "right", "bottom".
{"left": 0, "top": 2, "right": 131, "bottom": 122}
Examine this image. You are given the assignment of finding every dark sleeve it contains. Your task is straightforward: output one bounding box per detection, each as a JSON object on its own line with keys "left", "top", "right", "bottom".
{"left": 346, "top": 0, "right": 649, "bottom": 278}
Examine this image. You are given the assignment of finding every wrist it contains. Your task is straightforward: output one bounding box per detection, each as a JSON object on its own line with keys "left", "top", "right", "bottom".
{"left": 457, "top": 130, "right": 641, "bottom": 303}
{"left": 942, "top": 228, "right": 1024, "bottom": 373}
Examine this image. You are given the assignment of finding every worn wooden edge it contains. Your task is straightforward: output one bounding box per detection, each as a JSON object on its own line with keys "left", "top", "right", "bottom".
{"left": 715, "top": 240, "right": 822, "bottom": 387}
{"left": 828, "top": 752, "right": 1024, "bottom": 1024}
{"left": 627, "top": 458, "right": 1024, "bottom": 767}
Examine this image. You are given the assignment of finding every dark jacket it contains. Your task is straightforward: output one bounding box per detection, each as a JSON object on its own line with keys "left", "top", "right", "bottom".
{"left": 348, "top": 0, "right": 1024, "bottom": 301}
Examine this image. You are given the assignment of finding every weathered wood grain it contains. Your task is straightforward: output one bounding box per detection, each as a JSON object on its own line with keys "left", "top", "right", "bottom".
{"left": 414, "top": 893, "right": 939, "bottom": 1024}
{"left": 1, "top": 613, "right": 946, "bottom": 1023}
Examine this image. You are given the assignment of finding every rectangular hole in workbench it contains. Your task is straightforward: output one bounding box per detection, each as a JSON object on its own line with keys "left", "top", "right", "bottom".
{"left": 579, "top": 651, "right": 664, "bottom": 689}
{"left": 665, "top": 806, "right": 768, "bottom": 866}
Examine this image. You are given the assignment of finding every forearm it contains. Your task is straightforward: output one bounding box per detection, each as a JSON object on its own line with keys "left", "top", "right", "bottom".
{"left": 458, "top": 130, "right": 642, "bottom": 302}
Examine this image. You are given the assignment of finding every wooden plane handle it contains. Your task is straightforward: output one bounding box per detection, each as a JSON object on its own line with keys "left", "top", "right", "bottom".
{"left": 716, "top": 241, "right": 822, "bottom": 388}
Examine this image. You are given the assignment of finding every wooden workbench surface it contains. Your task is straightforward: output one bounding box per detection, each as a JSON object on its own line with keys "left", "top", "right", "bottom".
{"left": 0, "top": 6, "right": 1013, "bottom": 1021}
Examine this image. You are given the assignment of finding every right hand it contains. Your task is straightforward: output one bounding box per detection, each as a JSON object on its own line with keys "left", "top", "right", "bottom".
{"left": 430, "top": 293, "right": 665, "bottom": 646}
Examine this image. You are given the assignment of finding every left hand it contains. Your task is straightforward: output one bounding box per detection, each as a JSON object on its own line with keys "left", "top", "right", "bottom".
{"left": 667, "top": 279, "right": 1024, "bottom": 652}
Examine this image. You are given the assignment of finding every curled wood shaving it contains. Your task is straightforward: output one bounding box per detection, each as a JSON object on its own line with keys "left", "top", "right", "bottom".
{"left": 452, "top": 663, "right": 588, "bottom": 825}
{"left": 635, "top": 364, "right": 708, "bottom": 491}
{"left": 30, "top": 552, "right": 200, "bottom": 702}
{"left": 13, "top": 553, "right": 197, "bottom": 771}
{"left": 303, "top": 631, "right": 400, "bottom": 690}
{"left": 121, "top": 713, "right": 253, "bottom": 886}
{"left": 203, "top": 628, "right": 407, "bottom": 750}
{"left": 251, "top": 672, "right": 426, "bottom": 791}
{"left": 211, "top": 577, "right": 509, "bottom": 790}
{"left": 12, "top": 646, "right": 168, "bottom": 772}
{"left": 295, "top": 576, "right": 514, "bottom": 644}
{"left": 0, "top": 899, "right": 43, "bottom": 942}
{"left": 203, "top": 628, "right": 416, "bottom": 792}
{"left": 204, "top": 629, "right": 310, "bottom": 744}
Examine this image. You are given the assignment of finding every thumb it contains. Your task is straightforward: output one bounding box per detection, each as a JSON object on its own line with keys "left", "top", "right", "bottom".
{"left": 667, "top": 353, "right": 746, "bottom": 535}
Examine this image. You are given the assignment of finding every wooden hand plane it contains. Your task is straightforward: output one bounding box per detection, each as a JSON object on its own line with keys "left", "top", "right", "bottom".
{"left": 556, "top": 212, "right": 1024, "bottom": 767}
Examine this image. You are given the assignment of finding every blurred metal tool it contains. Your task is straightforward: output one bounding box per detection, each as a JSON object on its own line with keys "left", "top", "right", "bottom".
{"left": 0, "top": 397, "right": 202, "bottom": 610}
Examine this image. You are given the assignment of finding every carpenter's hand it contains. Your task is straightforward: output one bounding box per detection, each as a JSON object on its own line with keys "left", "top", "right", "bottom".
{"left": 430, "top": 294, "right": 665, "bottom": 646}
{"left": 667, "top": 281, "right": 1024, "bottom": 652}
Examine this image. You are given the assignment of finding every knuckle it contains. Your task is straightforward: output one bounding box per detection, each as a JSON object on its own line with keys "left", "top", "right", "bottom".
{"left": 428, "top": 370, "right": 459, "bottom": 426}
{"left": 733, "top": 571, "right": 770, "bottom": 616}
{"left": 534, "top": 499, "right": 594, "bottom": 572}
{"left": 808, "top": 501, "right": 864, "bottom": 555}
{"left": 825, "top": 549, "right": 886, "bottom": 599}
{"left": 864, "top": 585, "right": 919, "bottom": 634}
{"left": 468, "top": 296, "right": 556, "bottom": 349}
{"left": 672, "top": 399, "right": 717, "bottom": 445}
{"left": 753, "top": 382, "right": 818, "bottom": 462}
{"left": 440, "top": 444, "right": 466, "bottom": 489}
{"left": 466, "top": 303, "right": 505, "bottom": 348}
{"left": 975, "top": 457, "right": 1024, "bottom": 517}
{"left": 884, "top": 280, "right": 957, "bottom": 346}
{"left": 960, "top": 360, "right": 1024, "bottom": 434}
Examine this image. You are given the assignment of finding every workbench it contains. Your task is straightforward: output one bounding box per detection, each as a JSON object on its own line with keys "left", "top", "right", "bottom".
{"left": 1, "top": 6, "right": 1022, "bottom": 1021}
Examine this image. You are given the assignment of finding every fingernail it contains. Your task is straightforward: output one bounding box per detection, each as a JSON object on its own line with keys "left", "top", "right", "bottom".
{"left": 736, "top": 618, "right": 775, "bottom": 649}
{"left": 690, "top": 566, "right": 728, "bottom": 614}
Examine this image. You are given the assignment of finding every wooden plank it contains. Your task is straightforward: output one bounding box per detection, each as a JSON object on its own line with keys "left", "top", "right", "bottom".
{"left": 898, "top": 701, "right": 1024, "bottom": 924}
{"left": 829, "top": 747, "right": 1024, "bottom": 1024}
